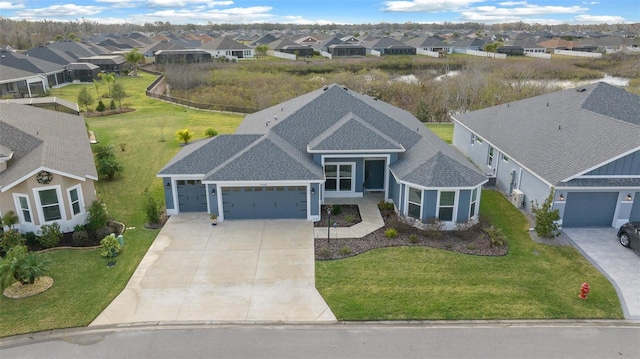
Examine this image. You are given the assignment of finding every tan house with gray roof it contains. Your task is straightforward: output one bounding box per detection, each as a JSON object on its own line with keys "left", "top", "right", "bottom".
{"left": 0, "top": 103, "right": 98, "bottom": 233}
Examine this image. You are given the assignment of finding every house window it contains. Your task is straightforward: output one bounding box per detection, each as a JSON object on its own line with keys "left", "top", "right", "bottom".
{"left": 470, "top": 134, "right": 476, "bottom": 145}
{"left": 438, "top": 191, "right": 456, "bottom": 221}
{"left": 502, "top": 154, "right": 509, "bottom": 162}
{"left": 67, "top": 185, "right": 84, "bottom": 216}
{"left": 487, "top": 146, "right": 494, "bottom": 167}
{"left": 470, "top": 188, "right": 478, "bottom": 218}
{"left": 37, "top": 188, "right": 62, "bottom": 222}
{"left": 477, "top": 137, "right": 483, "bottom": 144}
{"left": 407, "top": 186, "right": 422, "bottom": 219}
{"left": 324, "top": 163, "right": 353, "bottom": 192}
{"left": 14, "top": 194, "right": 33, "bottom": 223}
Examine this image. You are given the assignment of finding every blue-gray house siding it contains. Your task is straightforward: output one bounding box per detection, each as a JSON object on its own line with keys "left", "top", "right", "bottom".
{"left": 584, "top": 151, "right": 640, "bottom": 176}
{"left": 457, "top": 190, "right": 471, "bottom": 223}
{"left": 423, "top": 190, "right": 437, "bottom": 220}
{"left": 163, "top": 177, "right": 174, "bottom": 211}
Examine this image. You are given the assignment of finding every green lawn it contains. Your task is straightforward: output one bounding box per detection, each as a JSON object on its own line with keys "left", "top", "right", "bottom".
{"left": 425, "top": 123, "right": 454, "bottom": 144}
{"left": 0, "top": 74, "right": 243, "bottom": 338}
{"left": 315, "top": 190, "right": 623, "bottom": 320}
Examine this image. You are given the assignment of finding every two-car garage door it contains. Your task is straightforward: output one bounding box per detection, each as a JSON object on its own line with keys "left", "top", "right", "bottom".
{"left": 562, "top": 192, "right": 617, "bottom": 228}
{"left": 222, "top": 186, "right": 307, "bottom": 219}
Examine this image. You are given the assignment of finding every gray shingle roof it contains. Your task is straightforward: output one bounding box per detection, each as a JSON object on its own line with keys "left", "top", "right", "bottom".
{"left": 162, "top": 84, "right": 485, "bottom": 189}
{"left": 453, "top": 82, "right": 640, "bottom": 185}
{"left": 200, "top": 37, "right": 250, "bottom": 51}
{"left": 307, "top": 113, "right": 404, "bottom": 152}
{"left": 0, "top": 103, "right": 97, "bottom": 191}
{"left": 157, "top": 134, "right": 261, "bottom": 175}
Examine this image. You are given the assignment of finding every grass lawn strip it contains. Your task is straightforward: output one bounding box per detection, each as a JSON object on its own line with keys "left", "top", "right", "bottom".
{"left": 0, "top": 74, "right": 243, "bottom": 338}
{"left": 315, "top": 190, "right": 623, "bottom": 320}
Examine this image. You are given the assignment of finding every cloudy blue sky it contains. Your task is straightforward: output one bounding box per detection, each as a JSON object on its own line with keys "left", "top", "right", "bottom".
{"left": 0, "top": 0, "right": 637, "bottom": 25}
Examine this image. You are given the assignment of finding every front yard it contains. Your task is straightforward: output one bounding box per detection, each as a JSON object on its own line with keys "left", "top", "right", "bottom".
{"left": 315, "top": 190, "right": 623, "bottom": 320}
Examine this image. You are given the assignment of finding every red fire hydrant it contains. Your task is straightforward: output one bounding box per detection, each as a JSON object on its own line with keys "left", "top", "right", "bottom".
{"left": 579, "top": 282, "right": 590, "bottom": 300}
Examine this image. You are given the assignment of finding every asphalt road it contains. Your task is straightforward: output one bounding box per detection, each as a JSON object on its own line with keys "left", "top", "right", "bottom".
{"left": 1, "top": 322, "right": 639, "bottom": 359}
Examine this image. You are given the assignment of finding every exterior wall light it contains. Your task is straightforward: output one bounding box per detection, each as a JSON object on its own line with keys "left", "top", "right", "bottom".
{"left": 559, "top": 194, "right": 565, "bottom": 201}
{"left": 166, "top": 181, "right": 171, "bottom": 189}
{"left": 627, "top": 193, "right": 633, "bottom": 201}
{"left": 212, "top": 188, "right": 216, "bottom": 196}
{"left": 311, "top": 187, "right": 315, "bottom": 195}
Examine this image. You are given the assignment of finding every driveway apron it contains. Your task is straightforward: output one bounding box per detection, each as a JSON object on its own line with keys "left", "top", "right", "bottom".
{"left": 563, "top": 228, "right": 640, "bottom": 320}
{"left": 91, "top": 215, "right": 336, "bottom": 325}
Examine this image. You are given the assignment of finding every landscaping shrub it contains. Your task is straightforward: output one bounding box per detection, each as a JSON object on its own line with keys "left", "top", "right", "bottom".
{"left": 1, "top": 210, "right": 18, "bottom": 229}
{"left": 175, "top": 128, "right": 194, "bottom": 144}
{"left": 96, "top": 226, "right": 114, "bottom": 241}
{"left": 86, "top": 199, "right": 110, "bottom": 230}
{"left": 1, "top": 230, "right": 25, "bottom": 253}
{"left": 38, "top": 223, "right": 62, "bottom": 249}
{"left": 143, "top": 187, "right": 161, "bottom": 225}
{"left": 204, "top": 128, "right": 218, "bottom": 138}
{"left": 318, "top": 248, "right": 331, "bottom": 259}
{"left": 72, "top": 229, "right": 90, "bottom": 246}
{"left": 338, "top": 246, "right": 352, "bottom": 256}
{"left": 96, "top": 100, "right": 106, "bottom": 112}
{"left": 384, "top": 228, "right": 398, "bottom": 239}
{"left": 331, "top": 204, "right": 342, "bottom": 216}
{"left": 377, "top": 200, "right": 395, "bottom": 211}
{"left": 344, "top": 214, "right": 355, "bottom": 224}
{"left": 109, "top": 100, "right": 116, "bottom": 110}
{"left": 409, "top": 234, "right": 419, "bottom": 243}
{"left": 484, "top": 225, "right": 506, "bottom": 246}
{"left": 425, "top": 218, "right": 445, "bottom": 239}
{"left": 100, "top": 234, "right": 122, "bottom": 258}
{"left": 0, "top": 245, "right": 49, "bottom": 289}
{"left": 531, "top": 190, "right": 560, "bottom": 238}
{"left": 23, "top": 232, "right": 38, "bottom": 249}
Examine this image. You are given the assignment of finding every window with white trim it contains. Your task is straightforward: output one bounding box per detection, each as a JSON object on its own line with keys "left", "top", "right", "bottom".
{"left": 407, "top": 186, "right": 422, "bottom": 219}
{"left": 38, "top": 188, "right": 62, "bottom": 222}
{"left": 67, "top": 185, "right": 84, "bottom": 216}
{"left": 324, "top": 163, "right": 353, "bottom": 192}
{"left": 502, "top": 153, "right": 509, "bottom": 162}
{"left": 470, "top": 188, "right": 478, "bottom": 218}
{"left": 470, "top": 134, "right": 476, "bottom": 144}
{"left": 14, "top": 194, "right": 33, "bottom": 223}
{"left": 438, "top": 191, "right": 456, "bottom": 221}
{"left": 487, "top": 146, "right": 494, "bottom": 167}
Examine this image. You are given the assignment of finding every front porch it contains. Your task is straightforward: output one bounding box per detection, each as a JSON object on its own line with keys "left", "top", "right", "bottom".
{"left": 314, "top": 193, "right": 385, "bottom": 239}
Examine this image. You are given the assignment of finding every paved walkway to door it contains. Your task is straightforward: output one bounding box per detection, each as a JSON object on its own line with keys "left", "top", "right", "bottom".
{"left": 314, "top": 194, "right": 385, "bottom": 239}
{"left": 91, "top": 215, "right": 336, "bottom": 325}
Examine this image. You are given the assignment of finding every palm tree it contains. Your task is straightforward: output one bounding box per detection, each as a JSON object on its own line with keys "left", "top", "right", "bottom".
{"left": 255, "top": 44, "right": 269, "bottom": 59}
{"left": 98, "top": 72, "right": 115, "bottom": 97}
{"left": 124, "top": 49, "right": 144, "bottom": 76}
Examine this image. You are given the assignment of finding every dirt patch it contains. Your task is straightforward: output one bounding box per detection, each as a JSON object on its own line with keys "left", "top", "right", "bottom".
{"left": 315, "top": 210, "right": 508, "bottom": 260}
{"left": 314, "top": 205, "right": 362, "bottom": 227}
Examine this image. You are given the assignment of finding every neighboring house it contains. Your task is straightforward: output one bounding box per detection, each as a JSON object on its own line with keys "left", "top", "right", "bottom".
{"left": 47, "top": 40, "right": 109, "bottom": 59}
{"left": 0, "top": 48, "right": 68, "bottom": 98}
{"left": 66, "top": 62, "right": 101, "bottom": 82}
{"left": 78, "top": 55, "right": 126, "bottom": 74}
{"left": 267, "top": 39, "right": 315, "bottom": 57}
{"left": 154, "top": 49, "right": 212, "bottom": 64}
{"left": 200, "top": 37, "right": 254, "bottom": 59}
{"left": 158, "top": 84, "right": 486, "bottom": 227}
{"left": 362, "top": 37, "right": 417, "bottom": 55}
{"left": 140, "top": 40, "right": 183, "bottom": 58}
{"left": 452, "top": 82, "right": 640, "bottom": 228}
{"left": 23, "top": 46, "right": 78, "bottom": 66}
{"left": 405, "top": 37, "right": 452, "bottom": 54}
{"left": 0, "top": 103, "right": 98, "bottom": 234}
{"left": 327, "top": 43, "right": 366, "bottom": 57}
{"left": 450, "top": 38, "right": 486, "bottom": 51}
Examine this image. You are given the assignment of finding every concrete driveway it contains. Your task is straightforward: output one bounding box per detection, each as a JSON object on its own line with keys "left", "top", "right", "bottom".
{"left": 91, "top": 215, "right": 336, "bottom": 325}
{"left": 563, "top": 228, "right": 640, "bottom": 320}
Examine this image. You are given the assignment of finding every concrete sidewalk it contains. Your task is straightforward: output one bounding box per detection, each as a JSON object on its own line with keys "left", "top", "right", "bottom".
{"left": 91, "top": 216, "right": 336, "bottom": 325}
{"left": 314, "top": 195, "right": 385, "bottom": 239}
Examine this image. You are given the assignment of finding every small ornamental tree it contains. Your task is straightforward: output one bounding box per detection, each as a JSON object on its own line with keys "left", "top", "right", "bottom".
{"left": 77, "top": 87, "right": 94, "bottom": 115}
{"left": 531, "top": 189, "right": 561, "bottom": 238}
{"left": 0, "top": 245, "right": 50, "bottom": 289}
{"left": 111, "top": 82, "right": 126, "bottom": 109}
{"left": 175, "top": 129, "right": 194, "bottom": 144}
{"left": 96, "top": 100, "right": 106, "bottom": 112}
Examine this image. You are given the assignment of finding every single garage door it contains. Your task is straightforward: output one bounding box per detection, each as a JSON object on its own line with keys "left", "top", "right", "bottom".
{"left": 222, "top": 186, "right": 307, "bottom": 219}
{"left": 177, "top": 180, "right": 207, "bottom": 212}
{"left": 563, "top": 192, "right": 617, "bottom": 227}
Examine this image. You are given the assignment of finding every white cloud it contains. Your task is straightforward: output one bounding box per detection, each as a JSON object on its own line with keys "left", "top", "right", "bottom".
{"left": 145, "top": 0, "right": 214, "bottom": 6}
{"left": 282, "top": 15, "right": 338, "bottom": 25}
{"left": 132, "top": 6, "right": 274, "bottom": 24}
{"left": 575, "top": 14, "right": 625, "bottom": 23}
{"left": 0, "top": 1, "right": 24, "bottom": 9}
{"left": 582, "top": 1, "right": 600, "bottom": 4}
{"left": 498, "top": 1, "right": 528, "bottom": 5}
{"left": 382, "top": 0, "right": 484, "bottom": 13}
{"left": 16, "top": 4, "right": 104, "bottom": 17}
{"left": 95, "top": 0, "right": 139, "bottom": 8}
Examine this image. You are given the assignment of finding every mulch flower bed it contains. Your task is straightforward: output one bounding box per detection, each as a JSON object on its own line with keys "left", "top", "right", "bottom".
{"left": 314, "top": 205, "right": 362, "bottom": 227}
{"left": 315, "top": 209, "right": 508, "bottom": 260}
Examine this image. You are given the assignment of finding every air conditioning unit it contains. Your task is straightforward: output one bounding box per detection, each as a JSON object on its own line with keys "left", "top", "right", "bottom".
{"left": 511, "top": 189, "right": 524, "bottom": 208}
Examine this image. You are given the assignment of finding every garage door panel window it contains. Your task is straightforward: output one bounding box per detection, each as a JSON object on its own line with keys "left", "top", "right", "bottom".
{"left": 438, "top": 191, "right": 455, "bottom": 222}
